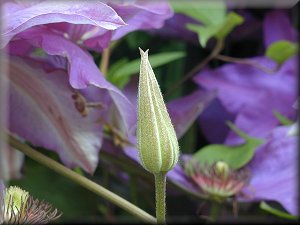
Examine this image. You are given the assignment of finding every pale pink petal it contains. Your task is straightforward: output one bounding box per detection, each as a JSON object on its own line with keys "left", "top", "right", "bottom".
{"left": 16, "top": 27, "right": 136, "bottom": 132}
{"left": 8, "top": 57, "right": 103, "bottom": 173}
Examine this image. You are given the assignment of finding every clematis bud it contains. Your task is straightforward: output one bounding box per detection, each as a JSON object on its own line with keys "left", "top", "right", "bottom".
{"left": 137, "top": 48, "right": 179, "bottom": 174}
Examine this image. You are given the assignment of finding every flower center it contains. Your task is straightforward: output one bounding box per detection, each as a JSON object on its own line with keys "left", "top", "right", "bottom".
{"left": 185, "top": 161, "right": 249, "bottom": 202}
{"left": 3, "top": 186, "right": 29, "bottom": 221}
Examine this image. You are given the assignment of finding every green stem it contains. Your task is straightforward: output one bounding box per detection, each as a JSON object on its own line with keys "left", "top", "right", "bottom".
{"left": 215, "top": 54, "right": 276, "bottom": 74}
{"left": 154, "top": 172, "right": 167, "bottom": 224}
{"left": 209, "top": 201, "right": 221, "bottom": 222}
{"left": 100, "top": 47, "right": 110, "bottom": 76}
{"left": 9, "top": 134, "right": 156, "bottom": 224}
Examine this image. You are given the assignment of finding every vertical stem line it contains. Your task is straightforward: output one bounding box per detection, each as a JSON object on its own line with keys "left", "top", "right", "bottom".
{"left": 100, "top": 47, "right": 111, "bottom": 76}
{"left": 209, "top": 201, "right": 221, "bottom": 222}
{"left": 155, "top": 172, "right": 167, "bottom": 224}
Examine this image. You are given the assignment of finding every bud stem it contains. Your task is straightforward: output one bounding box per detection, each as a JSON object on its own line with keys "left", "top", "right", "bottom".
{"left": 155, "top": 172, "right": 167, "bottom": 224}
{"left": 209, "top": 201, "right": 221, "bottom": 222}
{"left": 99, "top": 46, "right": 110, "bottom": 76}
{"left": 8, "top": 134, "right": 156, "bottom": 224}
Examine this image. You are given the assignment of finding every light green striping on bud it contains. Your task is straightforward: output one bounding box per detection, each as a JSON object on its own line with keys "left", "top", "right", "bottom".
{"left": 137, "top": 48, "right": 179, "bottom": 174}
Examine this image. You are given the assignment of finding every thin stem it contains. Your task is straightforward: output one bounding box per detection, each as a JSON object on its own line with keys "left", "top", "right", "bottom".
{"left": 100, "top": 47, "right": 111, "bottom": 75}
{"left": 208, "top": 201, "right": 221, "bottom": 222}
{"left": 154, "top": 172, "right": 167, "bottom": 224}
{"left": 215, "top": 54, "right": 277, "bottom": 74}
{"left": 166, "top": 39, "right": 224, "bottom": 96}
{"left": 8, "top": 134, "right": 156, "bottom": 224}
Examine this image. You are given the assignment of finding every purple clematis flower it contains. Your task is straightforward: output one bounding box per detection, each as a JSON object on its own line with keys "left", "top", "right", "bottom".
{"left": 108, "top": 0, "right": 173, "bottom": 42}
{"left": 0, "top": 0, "right": 173, "bottom": 179}
{"left": 150, "top": 13, "right": 199, "bottom": 45}
{"left": 244, "top": 125, "right": 298, "bottom": 215}
{"left": 2, "top": 0, "right": 173, "bottom": 52}
{"left": 7, "top": 56, "right": 103, "bottom": 173}
{"left": 167, "top": 10, "right": 298, "bottom": 216}
{"left": 194, "top": 10, "right": 298, "bottom": 144}
{"left": 195, "top": 56, "right": 296, "bottom": 144}
{"left": 1, "top": 0, "right": 126, "bottom": 48}
{"left": 167, "top": 121, "right": 298, "bottom": 215}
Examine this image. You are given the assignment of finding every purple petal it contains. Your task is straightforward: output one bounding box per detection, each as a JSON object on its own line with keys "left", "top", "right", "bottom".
{"left": 5, "top": 39, "right": 34, "bottom": 56}
{"left": 17, "top": 26, "right": 135, "bottom": 132}
{"left": 194, "top": 57, "right": 276, "bottom": 114}
{"left": 82, "top": 30, "right": 113, "bottom": 52}
{"left": 199, "top": 98, "right": 235, "bottom": 143}
{"left": 245, "top": 126, "right": 298, "bottom": 215}
{"left": 194, "top": 57, "right": 297, "bottom": 144}
{"left": 167, "top": 90, "right": 216, "bottom": 138}
{"left": 8, "top": 57, "right": 103, "bottom": 173}
{"left": 150, "top": 13, "right": 200, "bottom": 44}
{"left": 122, "top": 76, "right": 139, "bottom": 107}
{"left": 263, "top": 10, "right": 297, "bottom": 47}
{"left": 46, "top": 23, "right": 113, "bottom": 52}
{"left": 230, "top": 10, "right": 262, "bottom": 42}
{"left": 167, "top": 161, "right": 199, "bottom": 195}
{"left": 1, "top": 1, "right": 125, "bottom": 47}
{"left": 110, "top": 0, "right": 173, "bottom": 40}
{"left": 122, "top": 136, "right": 140, "bottom": 162}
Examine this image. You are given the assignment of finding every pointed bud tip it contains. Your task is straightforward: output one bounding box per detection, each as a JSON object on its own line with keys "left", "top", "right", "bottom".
{"left": 138, "top": 47, "right": 149, "bottom": 58}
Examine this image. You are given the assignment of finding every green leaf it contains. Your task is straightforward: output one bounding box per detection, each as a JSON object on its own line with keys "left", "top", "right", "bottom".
{"left": 186, "top": 12, "right": 243, "bottom": 47}
{"left": 266, "top": 40, "right": 298, "bottom": 65}
{"left": 215, "top": 12, "right": 244, "bottom": 39}
{"left": 190, "top": 121, "right": 264, "bottom": 170}
{"left": 171, "top": 1, "right": 226, "bottom": 25}
{"left": 273, "top": 111, "right": 294, "bottom": 125}
{"left": 108, "top": 52, "right": 186, "bottom": 88}
{"left": 186, "top": 23, "right": 221, "bottom": 48}
{"left": 260, "top": 201, "right": 299, "bottom": 220}
{"left": 107, "top": 58, "right": 129, "bottom": 78}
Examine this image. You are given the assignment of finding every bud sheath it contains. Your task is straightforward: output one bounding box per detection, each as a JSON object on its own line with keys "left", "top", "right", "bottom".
{"left": 137, "top": 48, "right": 179, "bottom": 174}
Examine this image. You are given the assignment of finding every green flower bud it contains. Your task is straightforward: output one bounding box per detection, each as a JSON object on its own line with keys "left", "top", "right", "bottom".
{"left": 137, "top": 48, "right": 179, "bottom": 174}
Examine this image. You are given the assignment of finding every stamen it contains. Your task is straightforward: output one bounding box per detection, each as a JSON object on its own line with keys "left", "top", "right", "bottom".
{"left": 1, "top": 186, "right": 62, "bottom": 224}
{"left": 185, "top": 161, "right": 250, "bottom": 202}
